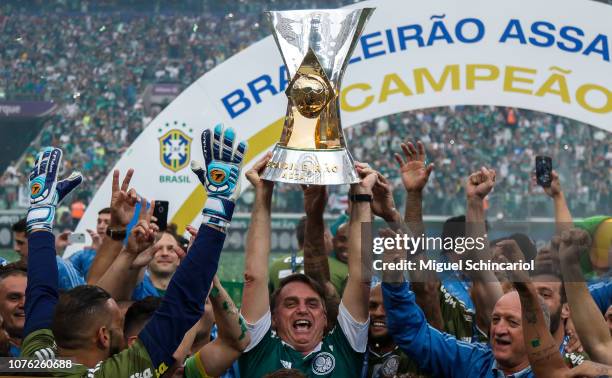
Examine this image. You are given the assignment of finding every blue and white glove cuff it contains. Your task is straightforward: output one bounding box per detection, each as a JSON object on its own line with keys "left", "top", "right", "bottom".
{"left": 26, "top": 205, "right": 56, "bottom": 233}
{"left": 202, "top": 197, "right": 235, "bottom": 229}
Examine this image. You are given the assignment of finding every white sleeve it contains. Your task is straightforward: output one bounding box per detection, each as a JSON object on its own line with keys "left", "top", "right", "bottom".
{"left": 337, "top": 301, "right": 369, "bottom": 353}
{"left": 241, "top": 310, "right": 272, "bottom": 353}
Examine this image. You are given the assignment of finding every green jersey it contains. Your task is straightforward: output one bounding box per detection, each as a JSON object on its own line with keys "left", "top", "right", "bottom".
{"left": 239, "top": 303, "right": 368, "bottom": 377}
{"left": 269, "top": 251, "right": 348, "bottom": 295}
{"left": 367, "top": 346, "right": 427, "bottom": 378}
{"left": 439, "top": 284, "right": 486, "bottom": 342}
{"left": 21, "top": 329, "right": 158, "bottom": 377}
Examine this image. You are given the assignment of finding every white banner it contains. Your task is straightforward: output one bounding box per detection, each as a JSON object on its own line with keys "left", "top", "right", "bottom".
{"left": 67, "top": 0, "right": 611, "bottom": 256}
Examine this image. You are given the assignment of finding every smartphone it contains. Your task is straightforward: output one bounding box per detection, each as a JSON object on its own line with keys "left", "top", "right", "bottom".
{"left": 68, "top": 233, "right": 86, "bottom": 244}
{"left": 152, "top": 200, "right": 169, "bottom": 231}
{"left": 535, "top": 156, "right": 552, "bottom": 188}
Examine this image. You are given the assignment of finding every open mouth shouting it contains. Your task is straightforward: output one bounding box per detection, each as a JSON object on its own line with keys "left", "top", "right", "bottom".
{"left": 293, "top": 319, "right": 312, "bottom": 333}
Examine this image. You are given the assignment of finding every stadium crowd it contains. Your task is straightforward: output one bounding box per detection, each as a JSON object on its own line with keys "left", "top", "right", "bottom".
{"left": 1, "top": 1, "right": 610, "bottom": 221}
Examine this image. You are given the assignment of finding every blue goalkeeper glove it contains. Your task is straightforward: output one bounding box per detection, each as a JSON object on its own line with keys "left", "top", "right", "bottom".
{"left": 191, "top": 124, "right": 247, "bottom": 229}
{"left": 27, "top": 147, "right": 83, "bottom": 233}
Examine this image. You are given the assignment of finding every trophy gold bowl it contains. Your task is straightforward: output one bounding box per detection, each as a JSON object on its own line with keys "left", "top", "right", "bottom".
{"left": 261, "top": 8, "right": 375, "bottom": 185}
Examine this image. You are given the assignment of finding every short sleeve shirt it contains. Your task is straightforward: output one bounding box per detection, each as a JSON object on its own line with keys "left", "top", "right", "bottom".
{"left": 239, "top": 302, "right": 368, "bottom": 377}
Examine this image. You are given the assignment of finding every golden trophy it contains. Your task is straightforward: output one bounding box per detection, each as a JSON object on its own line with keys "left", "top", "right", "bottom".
{"left": 261, "top": 8, "right": 375, "bottom": 185}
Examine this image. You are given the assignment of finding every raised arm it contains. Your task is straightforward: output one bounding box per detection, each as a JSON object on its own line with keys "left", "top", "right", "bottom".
{"left": 500, "top": 239, "right": 568, "bottom": 378}
{"left": 23, "top": 147, "right": 82, "bottom": 337}
{"left": 302, "top": 185, "right": 340, "bottom": 320}
{"left": 96, "top": 198, "right": 159, "bottom": 301}
{"left": 557, "top": 228, "right": 612, "bottom": 365}
{"left": 394, "top": 141, "right": 443, "bottom": 330}
{"left": 394, "top": 141, "right": 434, "bottom": 234}
{"left": 137, "top": 125, "right": 247, "bottom": 373}
{"left": 382, "top": 281, "right": 487, "bottom": 378}
{"left": 191, "top": 276, "right": 250, "bottom": 377}
{"left": 465, "top": 167, "right": 503, "bottom": 332}
{"left": 341, "top": 168, "right": 377, "bottom": 323}
{"left": 241, "top": 152, "right": 274, "bottom": 324}
{"left": 87, "top": 169, "right": 138, "bottom": 284}
{"left": 541, "top": 171, "right": 573, "bottom": 235}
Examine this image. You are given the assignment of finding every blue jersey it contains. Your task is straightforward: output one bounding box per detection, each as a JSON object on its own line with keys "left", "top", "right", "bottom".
{"left": 588, "top": 279, "right": 612, "bottom": 314}
{"left": 67, "top": 248, "right": 96, "bottom": 279}
{"left": 382, "top": 282, "right": 534, "bottom": 378}
{"left": 56, "top": 256, "right": 85, "bottom": 290}
{"left": 132, "top": 271, "right": 163, "bottom": 300}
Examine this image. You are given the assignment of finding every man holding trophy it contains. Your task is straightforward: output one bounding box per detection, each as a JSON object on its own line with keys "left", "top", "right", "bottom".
{"left": 239, "top": 8, "right": 375, "bottom": 377}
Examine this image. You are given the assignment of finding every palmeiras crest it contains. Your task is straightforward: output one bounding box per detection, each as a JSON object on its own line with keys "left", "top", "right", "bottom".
{"left": 159, "top": 129, "right": 192, "bottom": 172}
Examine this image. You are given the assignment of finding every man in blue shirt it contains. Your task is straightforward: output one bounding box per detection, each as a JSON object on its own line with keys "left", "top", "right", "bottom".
{"left": 132, "top": 230, "right": 182, "bottom": 300}
{"left": 383, "top": 281, "right": 534, "bottom": 377}
{"left": 12, "top": 219, "right": 84, "bottom": 290}
{"left": 68, "top": 207, "right": 111, "bottom": 278}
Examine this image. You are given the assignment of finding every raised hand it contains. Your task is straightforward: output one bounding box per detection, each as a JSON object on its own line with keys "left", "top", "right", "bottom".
{"left": 86, "top": 229, "right": 102, "bottom": 251}
{"left": 110, "top": 168, "right": 138, "bottom": 228}
{"left": 543, "top": 170, "right": 562, "bottom": 198}
{"left": 191, "top": 124, "right": 248, "bottom": 228}
{"left": 352, "top": 162, "right": 377, "bottom": 195}
{"left": 466, "top": 166, "right": 496, "bottom": 200}
{"left": 558, "top": 228, "right": 591, "bottom": 266}
{"left": 394, "top": 141, "right": 434, "bottom": 193}
{"left": 355, "top": 163, "right": 398, "bottom": 222}
{"left": 126, "top": 198, "right": 158, "bottom": 255}
{"left": 245, "top": 151, "right": 273, "bottom": 193}
{"left": 27, "top": 147, "right": 82, "bottom": 233}
{"left": 131, "top": 243, "right": 162, "bottom": 269}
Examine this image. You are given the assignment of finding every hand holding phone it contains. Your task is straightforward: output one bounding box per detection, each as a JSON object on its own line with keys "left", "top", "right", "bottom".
{"left": 152, "top": 200, "right": 169, "bottom": 231}
{"left": 68, "top": 233, "right": 86, "bottom": 244}
{"left": 535, "top": 156, "right": 552, "bottom": 188}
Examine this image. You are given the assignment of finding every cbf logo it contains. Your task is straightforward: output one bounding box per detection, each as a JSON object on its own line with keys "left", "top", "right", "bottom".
{"left": 312, "top": 352, "right": 335, "bottom": 375}
{"left": 158, "top": 121, "right": 194, "bottom": 184}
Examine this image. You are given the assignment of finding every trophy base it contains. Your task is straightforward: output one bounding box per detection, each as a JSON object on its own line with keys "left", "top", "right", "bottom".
{"left": 261, "top": 145, "right": 359, "bottom": 185}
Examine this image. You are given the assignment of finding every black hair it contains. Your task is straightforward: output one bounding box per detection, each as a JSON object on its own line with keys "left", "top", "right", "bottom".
{"left": 491, "top": 233, "right": 538, "bottom": 263}
{"left": 11, "top": 218, "right": 27, "bottom": 234}
{"left": 270, "top": 273, "right": 326, "bottom": 314}
{"left": 52, "top": 285, "right": 113, "bottom": 350}
{"left": 0, "top": 260, "right": 27, "bottom": 279}
{"left": 531, "top": 268, "right": 567, "bottom": 304}
{"left": 441, "top": 215, "right": 490, "bottom": 254}
{"left": 98, "top": 207, "right": 111, "bottom": 215}
{"left": 123, "top": 296, "right": 162, "bottom": 337}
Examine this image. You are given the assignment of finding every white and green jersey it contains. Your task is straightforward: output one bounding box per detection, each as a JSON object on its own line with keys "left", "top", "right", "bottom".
{"left": 239, "top": 302, "right": 368, "bottom": 377}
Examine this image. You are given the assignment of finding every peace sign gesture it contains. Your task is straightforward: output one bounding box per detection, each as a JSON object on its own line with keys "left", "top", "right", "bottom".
{"left": 110, "top": 168, "right": 139, "bottom": 228}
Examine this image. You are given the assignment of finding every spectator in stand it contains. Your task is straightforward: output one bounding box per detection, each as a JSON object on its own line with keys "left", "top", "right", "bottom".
{"left": 1, "top": 2, "right": 609, "bottom": 221}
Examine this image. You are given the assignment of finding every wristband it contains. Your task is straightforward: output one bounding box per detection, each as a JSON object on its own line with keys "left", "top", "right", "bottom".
{"left": 106, "top": 227, "right": 127, "bottom": 241}
{"left": 349, "top": 194, "right": 373, "bottom": 202}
